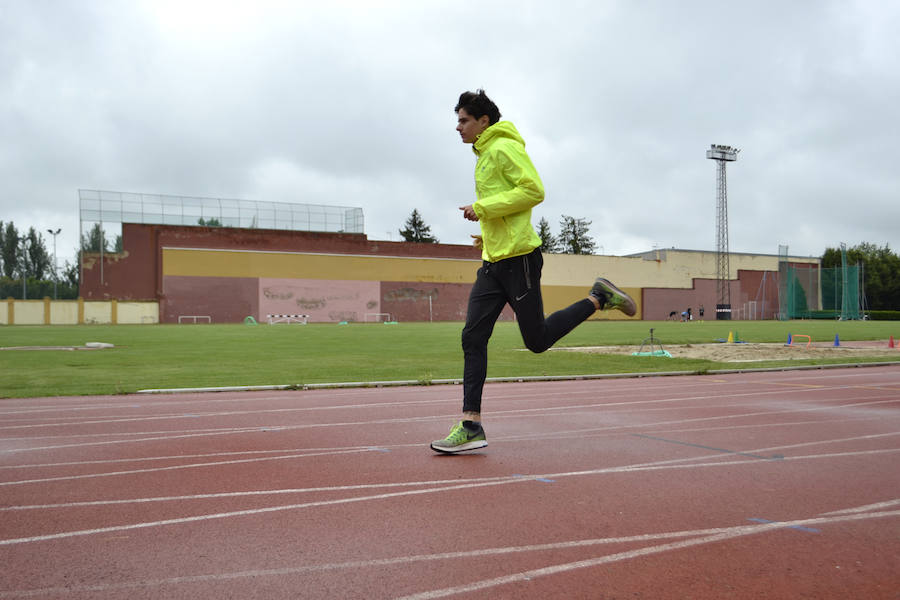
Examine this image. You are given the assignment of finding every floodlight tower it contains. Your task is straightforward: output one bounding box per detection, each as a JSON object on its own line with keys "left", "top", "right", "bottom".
{"left": 706, "top": 144, "right": 739, "bottom": 320}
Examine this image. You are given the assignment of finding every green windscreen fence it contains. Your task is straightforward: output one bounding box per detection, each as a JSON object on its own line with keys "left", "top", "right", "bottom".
{"left": 781, "top": 264, "right": 861, "bottom": 320}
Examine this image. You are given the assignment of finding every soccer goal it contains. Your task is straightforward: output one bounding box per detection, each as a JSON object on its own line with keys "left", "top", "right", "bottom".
{"left": 364, "top": 313, "right": 392, "bottom": 323}
{"left": 177, "top": 315, "right": 211, "bottom": 324}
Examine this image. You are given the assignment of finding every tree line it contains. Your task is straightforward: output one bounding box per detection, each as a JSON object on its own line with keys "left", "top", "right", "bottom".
{"left": 400, "top": 209, "right": 598, "bottom": 254}
{"left": 0, "top": 221, "right": 124, "bottom": 300}
{"left": 3, "top": 215, "right": 898, "bottom": 310}
{"left": 822, "top": 243, "right": 900, "bottom": 311}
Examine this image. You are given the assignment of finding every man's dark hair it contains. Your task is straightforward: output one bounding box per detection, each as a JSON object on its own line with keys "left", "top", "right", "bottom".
{"left": 455, "top": 89, "right": 501, "bottom": 125}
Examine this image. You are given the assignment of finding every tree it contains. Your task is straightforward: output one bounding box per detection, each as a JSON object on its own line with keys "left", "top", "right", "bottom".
{"left": 81, "top": 223, "right": 111, "bottom": 253}
{"left": 536, "top": 217, "right": 560, "bottom": 253}
{"left": 25, "top": 227, "right": 51, "bottom": 280}
{"left": 557, "top": 215, "right": 596, "bottom": 255}
{"left": 2, "top": 222, "right": 19, "bottom": 278}
{"left": 198, "top": 217, "right": 223, "bottom": 227}
{"left": 822, "top": 243, "right": 900, "bottom": 310}
{"left": 399, "top": 209, "right": 438, "bottom": 243}
{"left": 62, "top": 258, "right": 80, "bottom": 289}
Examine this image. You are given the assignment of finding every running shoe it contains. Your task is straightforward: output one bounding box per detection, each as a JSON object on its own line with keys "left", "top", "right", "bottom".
{"left": 590, "top": 277, "right": 637, "bottom": 317}
{"left": 430, "top": 421, "right": 488, "bottom": 453}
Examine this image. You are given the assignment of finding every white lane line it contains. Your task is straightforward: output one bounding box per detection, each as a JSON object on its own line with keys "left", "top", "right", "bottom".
{"left": 1, "top": 508, "right": 897, "bottom": 598}
{"left": 2, "top": 448, "right": 897, "bottom": 543}
{"left": 393, "top": 509, "right": 900, "bottom": 600}
{"left": 1, "top": 378, "right": 887, "bottom": 431}
{"left": 3, "top": 420, "right": 897, "bottom": 487}
{"left": 492, "top": 397, "right": 900, "bottom": 445}
{"left": 0, "top": 448, "right": 382, "bottom": 487}
{"left": 0, "top": 475, "right": 522, "bottom": 510}
{"left": 820, "top": 499, "right": 900, "bottom": 515}
{"left": 4, "top": 444, "right": 898, "bottom": 510}
{"left": 628, "top": 431, "right": 900, "bottom": 465}
{"left": 0, "top": 444, "right": 389, "bottom": 470}
{"left": 3, "top": 387, "right": 895, "bottom": 453}
{"left": 0, "top": 415, "right": 871, "bottom": 470}
{"left": 0, "top": 477, "right": 539, "bottom": 546}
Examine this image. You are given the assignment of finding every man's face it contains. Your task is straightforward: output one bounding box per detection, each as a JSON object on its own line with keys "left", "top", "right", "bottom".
{"left": 456, "top": 108, "right": 489, "bottom": 144}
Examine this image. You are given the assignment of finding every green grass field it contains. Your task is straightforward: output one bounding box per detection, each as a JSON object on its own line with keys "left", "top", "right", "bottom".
{"left": 1, "top": 320, "right": 899, "bottom": 398}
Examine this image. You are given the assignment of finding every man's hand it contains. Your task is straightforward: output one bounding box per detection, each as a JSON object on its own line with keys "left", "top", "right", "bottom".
{"left": 459, "top": 205, "right": 479, "bottom": 222}
{"left": 470, "top": 234, "right": 483, "bottom": 249}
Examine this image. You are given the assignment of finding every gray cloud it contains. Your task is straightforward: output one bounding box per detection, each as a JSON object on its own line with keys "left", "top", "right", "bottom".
{"left": 2, "top": 0, "right": 898, "bottom": 264}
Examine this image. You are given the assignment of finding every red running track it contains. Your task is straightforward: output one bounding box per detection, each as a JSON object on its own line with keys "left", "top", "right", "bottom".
{"left": 1, "top": 365, "right": 899, "bottom": 599}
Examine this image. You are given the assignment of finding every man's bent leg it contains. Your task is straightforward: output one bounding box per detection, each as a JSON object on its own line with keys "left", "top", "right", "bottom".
{"left": 511, "top": 250, "right": 596, "bottom": 353}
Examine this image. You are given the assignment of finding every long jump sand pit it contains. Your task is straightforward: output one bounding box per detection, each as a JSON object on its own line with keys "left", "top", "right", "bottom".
{"left": 556, "top": 340, "right": 900, "bottom": 363}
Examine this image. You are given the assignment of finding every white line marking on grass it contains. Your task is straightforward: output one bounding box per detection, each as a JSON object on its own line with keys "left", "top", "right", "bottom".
{"left": 1, "top": 507, "right": 896, "bottom": 598}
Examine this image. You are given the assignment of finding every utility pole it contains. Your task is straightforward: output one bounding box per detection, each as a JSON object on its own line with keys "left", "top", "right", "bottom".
{"left": 47, "top": 228, "right": 61, "bottom": 299}
{"left": 706, "top": 144, "right": 739, "bottom": 320}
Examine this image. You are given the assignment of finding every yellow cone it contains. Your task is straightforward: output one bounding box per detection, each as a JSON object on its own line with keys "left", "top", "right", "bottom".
{"left": 727, "top": 331, "right": 734, "bottom": 344}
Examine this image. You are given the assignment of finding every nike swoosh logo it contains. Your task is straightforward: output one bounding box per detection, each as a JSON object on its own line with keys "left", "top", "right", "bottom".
{"left": 515, "top": 292, "right": 528, "bottom": 301}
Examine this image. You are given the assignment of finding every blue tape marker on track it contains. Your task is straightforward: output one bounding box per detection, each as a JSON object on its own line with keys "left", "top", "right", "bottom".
{"left": 512, "top": 474, "right": 554, "bottom": 483}
{"left": 634, "top": 434, "right": 784, "bottom": 461}
{"left": 748, "top": 518, "right": 820, "bottom": 533}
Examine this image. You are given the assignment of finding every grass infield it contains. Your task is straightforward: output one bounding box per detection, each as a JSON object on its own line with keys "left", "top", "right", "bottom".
{"left": 1, "top": 320, "right": 899, "bottom": 398}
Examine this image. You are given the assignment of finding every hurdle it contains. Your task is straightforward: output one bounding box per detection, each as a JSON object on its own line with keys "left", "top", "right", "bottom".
{"left": 787, "top": 334, "right": 812, "bottom": 349}
{"left": 267, "top": 314, "right": 309, "bottom": 325}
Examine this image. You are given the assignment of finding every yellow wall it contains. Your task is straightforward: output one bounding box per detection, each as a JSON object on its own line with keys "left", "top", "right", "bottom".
{"left": 162, "top": 248, "right": 480, "bottom": 283}
{"left": 544, "top": 250, "right": 818, "bottom": 289}
{"left": 159, "top": 247, "right": 817, "bottom": 321}
{"left": 1, "top": 299, "right": 158, "bottom": 325}
{"left": 542, "top": 285, "right": 641, "bottom": 320}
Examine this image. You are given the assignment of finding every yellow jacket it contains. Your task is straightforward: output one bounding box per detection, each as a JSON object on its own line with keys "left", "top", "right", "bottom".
{"left": 472, "top": 121, "right": 544, "bottom": 262}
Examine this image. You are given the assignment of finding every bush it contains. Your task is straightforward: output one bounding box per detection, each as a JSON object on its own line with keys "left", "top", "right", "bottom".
{"left": 0, "top": 277, "right": 79, "bottom": 300}
{"left": 866, "top": 310, "right": 900, "bottom": 321}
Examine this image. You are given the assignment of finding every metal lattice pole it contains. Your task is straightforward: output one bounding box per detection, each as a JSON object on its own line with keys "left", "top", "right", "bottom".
{"left": 706, "top": 145, "right": 739, "bottom": 320}
{"left": 715, "top": 159, "right": 730, "bottom": 313}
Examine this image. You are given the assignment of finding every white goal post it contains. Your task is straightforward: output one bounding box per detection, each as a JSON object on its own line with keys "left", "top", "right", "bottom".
{"left": 364, "top": 313, "right": 392, "bottom": 323}
{"left": 178, "top": 315, "right": 211, "bottom": 324}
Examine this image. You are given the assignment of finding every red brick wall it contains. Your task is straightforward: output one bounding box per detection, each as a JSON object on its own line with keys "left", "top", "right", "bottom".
{"left": 380, "top": 282, "right": 476, "bottom": 322}
{"left": 81, "top": 224, "right": 480, "bottom": 304}
{"left": 161, "top": 276, "right": 258, "bottom": 324}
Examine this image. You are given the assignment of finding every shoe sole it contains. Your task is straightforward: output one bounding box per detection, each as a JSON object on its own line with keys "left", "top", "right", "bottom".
{"left": 430, "top": 440, "right": 488, "bottom": 453}
{"left": 594, "top": 278, "right": 637, "bottom": 317}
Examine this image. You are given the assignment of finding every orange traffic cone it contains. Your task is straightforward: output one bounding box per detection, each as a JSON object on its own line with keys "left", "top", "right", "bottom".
{"left": 890, "top": 335, "right": 895, "bottom": 349}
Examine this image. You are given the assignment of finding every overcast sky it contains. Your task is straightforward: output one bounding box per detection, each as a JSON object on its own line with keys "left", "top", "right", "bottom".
{"left": 2, "top": 0, "right": 898, "bottom": 266}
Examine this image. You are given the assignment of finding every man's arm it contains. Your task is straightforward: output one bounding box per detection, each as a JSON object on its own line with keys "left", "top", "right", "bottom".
{"left": 473, "top": 144, "right": 544, "bottom": 220}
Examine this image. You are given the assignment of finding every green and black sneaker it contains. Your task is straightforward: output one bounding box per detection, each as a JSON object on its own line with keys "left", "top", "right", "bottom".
{"left": 430, "top": 421, "right": 487, "bottom": 453}
{"left": 590, "top": 277, "right": 637, "bottom": 317}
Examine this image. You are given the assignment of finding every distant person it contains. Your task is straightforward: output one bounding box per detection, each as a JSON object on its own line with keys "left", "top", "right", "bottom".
{"left": 687, "top": 307, "right": 692, "bottom": 321}
{"left": 699, "top": 305, "right": 705, "bottom": 320}
{"left": 430, "top": 89, "right": 636, "bottom": 454}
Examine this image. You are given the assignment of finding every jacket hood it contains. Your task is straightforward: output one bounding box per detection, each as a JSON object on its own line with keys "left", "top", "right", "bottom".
{"left": 473, "top": 121, "right": 524, "bottom": 155}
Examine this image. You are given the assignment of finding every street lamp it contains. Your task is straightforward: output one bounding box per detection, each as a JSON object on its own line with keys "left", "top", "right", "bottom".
{"left": 47, "top": 228, "right": 61, "bottom": 299}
